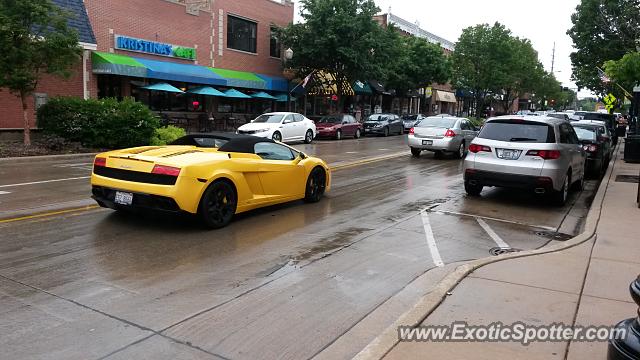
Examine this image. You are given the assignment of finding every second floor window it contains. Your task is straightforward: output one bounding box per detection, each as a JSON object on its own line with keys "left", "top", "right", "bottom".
{"left": 270, "top": 27, "right": 281, "bottom": 58}
{"left": 228, "top": 15, "right": 257, "bottom": 53}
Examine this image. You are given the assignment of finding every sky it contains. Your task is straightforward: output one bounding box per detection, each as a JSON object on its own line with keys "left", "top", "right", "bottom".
{"left": 293, "top": 0, "right": 594, "bottom": 98}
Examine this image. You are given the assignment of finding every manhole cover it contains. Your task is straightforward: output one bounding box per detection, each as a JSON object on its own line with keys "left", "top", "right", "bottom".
{"left": 535, "top": 231, "right": 573, "bottom": 241}
{"left": 489, "top": 247, "right": 521, "bottom": 256}
{"left": 615, "top": 175, "right": 639, "bottom": 183}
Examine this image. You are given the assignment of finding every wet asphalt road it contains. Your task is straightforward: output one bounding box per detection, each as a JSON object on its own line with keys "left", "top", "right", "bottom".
{"left": 0, "top": 135, "right": 597, "bottom": 360}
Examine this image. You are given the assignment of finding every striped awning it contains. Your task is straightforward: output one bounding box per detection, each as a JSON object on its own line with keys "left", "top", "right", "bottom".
{"left": 91, "top": 51, "right": 288, "bottom": 91}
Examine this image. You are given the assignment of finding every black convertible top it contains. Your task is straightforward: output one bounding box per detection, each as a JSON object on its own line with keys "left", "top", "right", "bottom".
{"left": 218, "top": 136, "right": 276, "bottom": 153}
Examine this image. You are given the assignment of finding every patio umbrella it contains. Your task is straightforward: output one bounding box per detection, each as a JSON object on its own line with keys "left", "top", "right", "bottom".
{"left": 223, "top": 88, "right": 251, "bottom": 99}
{"left": 188, "top": 86, "right": 227, "bottom": 97}
{"left": 142, "top": 83, "right": 184, "bottom": 93}
{"left": 251, "top": 91, "right": 277, "bottom": 100}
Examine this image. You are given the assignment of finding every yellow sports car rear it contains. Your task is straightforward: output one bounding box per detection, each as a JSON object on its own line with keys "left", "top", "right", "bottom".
{"left": 91, "top": 134, "right": 331, "bottom": 228}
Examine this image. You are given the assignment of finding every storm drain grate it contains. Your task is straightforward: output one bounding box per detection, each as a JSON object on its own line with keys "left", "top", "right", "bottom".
{"left": 615, "top": 175, "right": 639, "bottom": 183}
{"left": 535, "top": 231, "right": 573, "bottom": 241}
{"left": 489, "top": 247, "right": 521, "bottom": 256}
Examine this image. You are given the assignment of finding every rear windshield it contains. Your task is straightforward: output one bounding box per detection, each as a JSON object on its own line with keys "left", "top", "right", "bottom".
{"left": 402, "top": 115, "right": 418, "bottom": 120}
{"left": 416, "top": 118, "right": 457, "bottom": 128}
{"left": 478, "top": 120, "right": 555, "bottom": 143}
{"left": 573, "top": 127, "right": 597, "bottom": 141}
{"left": 367, "top": 114, "right": 391, "bottom": 121}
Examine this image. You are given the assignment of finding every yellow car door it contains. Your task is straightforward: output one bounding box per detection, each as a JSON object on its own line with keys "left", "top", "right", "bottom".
{"left": 254, "top": 142, "right": 306, "bottom": 199}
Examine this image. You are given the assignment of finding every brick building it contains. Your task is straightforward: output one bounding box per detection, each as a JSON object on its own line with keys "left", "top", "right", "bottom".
{"left": 0, "top": 0, "right": 294, "bottom": 131}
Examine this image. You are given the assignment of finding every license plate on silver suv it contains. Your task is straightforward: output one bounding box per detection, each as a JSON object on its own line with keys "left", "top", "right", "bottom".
{"left": 496, "top": 149, "right": 522, "bottom": 160}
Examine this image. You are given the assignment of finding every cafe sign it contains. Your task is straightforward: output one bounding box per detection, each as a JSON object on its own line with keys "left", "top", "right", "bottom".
{"left": 115, "top": 35, "right": 196, "bottom": 60}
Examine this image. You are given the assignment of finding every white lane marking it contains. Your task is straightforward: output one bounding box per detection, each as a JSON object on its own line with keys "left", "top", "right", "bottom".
{"left": 476, "top": 218, "right": 510, "bottom": 249}
{"left": 345, "top": 151, "right": 359, "bottom": 154}
{"left": 434, "top": 210, "right": 556, "bottom": 231}
{"left": 378, "top": 148, "right": 390, "bottom": 151}
{"left": 0, "top": 191, "right": 11, "bottom": 195}
{"left": 0, "top": 176, "right": 90, "bottom": 189}
{"left": 420, "top": 211, "right": 444, "bottom": 267}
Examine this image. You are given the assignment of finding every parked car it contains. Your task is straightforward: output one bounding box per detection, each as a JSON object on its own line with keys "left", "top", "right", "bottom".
{"left": 401, "top": 114, "right": 426, "bottom": 133}
{"left": 315, "top": 114, "right": 362, "bottom": 140}
{"left": 572, "top": 121, "right": 613, "bottom": 176}
{"left": 363, "top": 114, "right": 404, "bottom": 136}
{"left": 463, "top": 116, "right": 586, "bottom": 205}
{"left": 237, "top": 112, "right": 316, "bottom": 144}
{"left": 408, "top": 116, "right": 478, "bottom": 158}
{"left": 548, "top": 112, "right": 571, "bottom": 121}
{"left": 578, "top": 112, "right": 618, "bottom": 144}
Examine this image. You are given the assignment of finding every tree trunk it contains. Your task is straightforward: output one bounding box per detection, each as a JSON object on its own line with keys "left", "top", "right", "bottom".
{"left": 21, "top": 91, "right": 31, "bottom": 146}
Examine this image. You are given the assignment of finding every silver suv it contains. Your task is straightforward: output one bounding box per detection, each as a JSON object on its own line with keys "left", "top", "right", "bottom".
{"left": 463, "top": 116, "right": 586, "bottom": 205}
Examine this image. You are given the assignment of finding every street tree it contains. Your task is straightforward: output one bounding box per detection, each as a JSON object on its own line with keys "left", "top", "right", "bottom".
{"left": 0, "top": 0, "right": 82, "bottom": 146}
{"left": 451, "top": 22, "right": 515, "bottom": 117}
{"left": 568, "top": 0, "right": 640, "bottom": 94}
{"left": 277, "top": 0, "right": 391, "bottom": 100}
{"left": 604, "top": 52, "right": 640, "bottom": 97}
{"left": 499, "top": 37, "right": 545, "bottom": 114}
{"left": 384, "top": 34, "right": 451, "bottom": 95}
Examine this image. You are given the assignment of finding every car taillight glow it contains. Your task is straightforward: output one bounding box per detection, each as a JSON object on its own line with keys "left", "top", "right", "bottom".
{"left": 94, "top": 157, "right": 106, "bottom": 167}
{"left": 409, "top": 127, "right": 415, "bottom": 135}
{"left": 151, "top": 165, "right": 181, "bottom": 177}
{"left": 582, "top": 144, "right": 598, "bottom": 152}
{"left": 468, "top": 144, "right": 491, "bottom": 153}
{"left": 444, "top": 129, "right": 456, "bottom": 137}
{"left": 526, "top": 150, "right": 561, "bottom": 159}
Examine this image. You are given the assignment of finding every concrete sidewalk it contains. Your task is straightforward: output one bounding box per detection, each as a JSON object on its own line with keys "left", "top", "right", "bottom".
{"left": 379, "top": 145, "right": 640, "bottom": 359}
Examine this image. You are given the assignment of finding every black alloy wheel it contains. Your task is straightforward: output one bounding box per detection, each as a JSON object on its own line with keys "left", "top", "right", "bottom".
{"left": 200, "top": 180, "right": 237, "bottom": 229}
{"left": 272, "top": 131, "right": 282, "bottom": 142}
{"left": 304, "top": 167, "right": 326, "bottom": 203}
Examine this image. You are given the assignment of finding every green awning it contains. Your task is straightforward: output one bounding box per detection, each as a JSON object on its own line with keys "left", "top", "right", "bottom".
{"left": 92, "top": 52, "right": 147, "bottom": 78}
{"left": 142, "top": 83, "right": 184, "bottom": 93}
{"left": 188, "top": 86, "right": 227, "bottom": 97}
{"left": 209, "top": 68, "right": 266, "bottom": 89}
{"left": 353, "top": 80, "right": 373, "bottom": 95}
{"left": 251, "top": 91, "right": 277, "bottom": 100}
{"left": 223, "top": 88, "right": 251, "bottom": 99}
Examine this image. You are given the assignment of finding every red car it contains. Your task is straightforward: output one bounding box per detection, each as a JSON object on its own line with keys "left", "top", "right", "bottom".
{"left": 315, "top": 114, "right": 363, "bottom": 140}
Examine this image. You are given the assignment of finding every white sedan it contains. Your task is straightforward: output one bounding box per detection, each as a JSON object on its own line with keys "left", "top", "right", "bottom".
{"left": 237, "top": 112, "right": 316, "bottom": 144}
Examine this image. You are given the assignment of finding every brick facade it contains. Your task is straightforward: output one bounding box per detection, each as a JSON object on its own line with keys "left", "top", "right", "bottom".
{"left": 1, "top": 0, "right": 294, "bottom": 130}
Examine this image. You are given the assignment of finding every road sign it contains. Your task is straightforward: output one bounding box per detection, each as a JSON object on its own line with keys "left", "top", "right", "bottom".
{"left": 604, "top": 93, "right": 617, "bottom": 111}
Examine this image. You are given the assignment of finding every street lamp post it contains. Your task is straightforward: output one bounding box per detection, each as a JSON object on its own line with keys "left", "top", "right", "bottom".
{"left": 283, "top": 48, "right": 294, "bottom": 112}
{"left": 607, "top": 276, "right": 640, "bottom": 359}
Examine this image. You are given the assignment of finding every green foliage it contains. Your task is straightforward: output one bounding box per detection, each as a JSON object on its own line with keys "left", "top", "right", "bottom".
{"left": 37, "top": 97, "right": 161, "bottom": 149}
{"left": 0, "top": 0, "right": 83, "bottom": 145}
{"left": 150, "top": 126, "right": 187, "bottom": 146}
{"left": 385, "top": 34, "right": 450, "bottom": 94}
{"left": 604, "top": 52, "right": 640, "bottom": 98}
{"left": 568, "top": 0, "right": 640, "bottom": 94}
{"left": 452, "top": 22, "right": 545, "bottom": 116}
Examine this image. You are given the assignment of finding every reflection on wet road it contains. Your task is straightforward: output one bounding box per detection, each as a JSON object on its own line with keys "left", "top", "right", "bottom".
{"left": 0, "top": 136, "right": 596, "bottom": 360}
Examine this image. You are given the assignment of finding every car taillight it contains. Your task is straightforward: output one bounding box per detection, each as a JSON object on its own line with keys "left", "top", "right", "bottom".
{"left": 409, "top": 127, "right": 415, "bottom": 135}
{"left": 526, "top": 150, "right": 561, "bottom": 159}
{"left": 151, "top": 165, "right": 181, "bottom": 177}
{"left": 582, "top": 144, "right": 598, "bottom": 152}
{"left": 94, "top": 157, "right": 106, "bottom": 167}
{"left": 468, "top": 144, "right": 491, "bottom": 153}
{"left": 444, "top": 129, "right": 456, "bottom": 137}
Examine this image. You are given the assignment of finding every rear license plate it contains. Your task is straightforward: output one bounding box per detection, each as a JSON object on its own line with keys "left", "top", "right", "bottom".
{"left": 422, "top": 140, "right": 433, "bottom": 145}
{"left": 496, "top": 149, "right": 522, "bottom": 160}
{"left": 114, "top": 191, "right": 133, "bottom": 205}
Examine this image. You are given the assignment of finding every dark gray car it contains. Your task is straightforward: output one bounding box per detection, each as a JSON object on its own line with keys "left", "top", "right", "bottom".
{"left": 363, "top": 114, "right": 404, "bottom": 137}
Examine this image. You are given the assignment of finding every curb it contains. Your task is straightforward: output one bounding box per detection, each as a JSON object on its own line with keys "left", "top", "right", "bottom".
{"left": 352, "top": 144, "right": 620, "bottom": 360}
{"left": 0, "top": 152, "right": 98, "bottom": 162}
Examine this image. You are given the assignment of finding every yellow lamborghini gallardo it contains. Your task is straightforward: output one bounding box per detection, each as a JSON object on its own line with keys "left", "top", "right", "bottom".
{"left": 90, "top": 133, "right": 331, "bottom": 228}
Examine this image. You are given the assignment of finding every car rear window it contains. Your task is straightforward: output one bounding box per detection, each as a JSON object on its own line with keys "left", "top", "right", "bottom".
{"left": 478, "top": 120, "right": 555, "bottom": 143}
{"left": 573, "top": 127, "right": 597, "bottom": 141}
{"left": 416, "top": 118, "right": 456, "bottom": 128}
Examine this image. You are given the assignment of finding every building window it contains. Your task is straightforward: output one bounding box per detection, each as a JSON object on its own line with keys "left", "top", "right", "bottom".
{"left": 227, "top": 15, "right": 257, "bottom": 53}
{"left": 270, "top": 27, "right": 281, "bottom": 58}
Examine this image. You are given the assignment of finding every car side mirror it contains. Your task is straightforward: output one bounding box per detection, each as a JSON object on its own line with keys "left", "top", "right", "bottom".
{"left": 342, "top": 121, "right": 348, "bottom": 125}
{"left": 283, "top": 119, "right": 292, "bottom": 124}
{"left": 299, "top": 152, "right": 307, "bottom": 160}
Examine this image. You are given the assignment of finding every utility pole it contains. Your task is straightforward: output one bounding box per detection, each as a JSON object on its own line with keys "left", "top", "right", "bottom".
{"left": 551, "top": 42, "right": 556, "bottom": 73}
